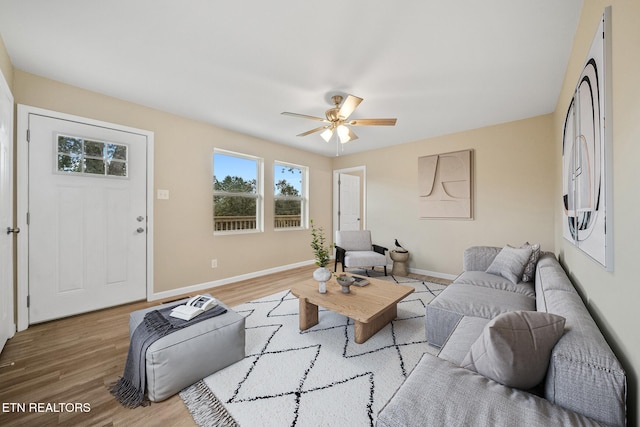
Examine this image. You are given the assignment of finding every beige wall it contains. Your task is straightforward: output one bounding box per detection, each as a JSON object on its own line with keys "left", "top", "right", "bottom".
{"left": 553, "top": 1, "right": 639, "bottom": 423}
{"left": 12, "top": 70, "right": 333, "bottom": 294}
{"left": 0, "top": 34, "right": 13, "bottom": 90}
{"left": 333, "top": 114, "right": 556, "bottom": 276}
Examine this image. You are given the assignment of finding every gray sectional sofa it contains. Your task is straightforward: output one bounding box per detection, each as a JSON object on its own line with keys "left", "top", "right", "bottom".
{"left": 377, "top": 246, "right": 627, "bottom": 427}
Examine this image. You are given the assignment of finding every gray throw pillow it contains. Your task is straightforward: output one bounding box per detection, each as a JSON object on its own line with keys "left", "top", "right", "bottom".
{"left": 461, "top": 311, "right": 566, "bottom": 389}
{"left": 486, "top": 245, "right": 532, "bottom": 284}
{"left": 520, "top": 242, "right": 541, "bottom": 282}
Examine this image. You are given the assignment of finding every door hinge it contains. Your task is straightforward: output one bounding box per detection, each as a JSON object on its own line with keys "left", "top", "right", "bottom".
{"left": 26, "top": 129, "right": 30, "bottom": 142}
{"left": 26, "top": 212, "right": 30, "bottom": 225}
{"left": 27, "top": 295, "right": 30, "bottom": 308}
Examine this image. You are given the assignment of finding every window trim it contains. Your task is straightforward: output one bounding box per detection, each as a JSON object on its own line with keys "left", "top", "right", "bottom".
{"left": 213, "top": 149, "right": 264, "bottom": 235}
{"left": 274, "top": 160, "right": 308, "bottom": 231}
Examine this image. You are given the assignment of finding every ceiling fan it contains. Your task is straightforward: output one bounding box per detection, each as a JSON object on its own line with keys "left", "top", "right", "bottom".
{"left": 281, "top": 94, "right": 397, "bottom": 144}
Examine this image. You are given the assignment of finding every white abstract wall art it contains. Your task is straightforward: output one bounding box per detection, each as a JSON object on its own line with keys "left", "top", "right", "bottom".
{"left": 562, "top": 7, "right": 613, "bottom": 271}
{"left": 418, "top": 149, "right": 472, "bottom": 219}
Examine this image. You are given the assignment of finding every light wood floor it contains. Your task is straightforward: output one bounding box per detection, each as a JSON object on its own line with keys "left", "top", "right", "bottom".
{"left": 0, "top": 266, "right": 448, "bottom": 426}
{"left": 0, "top": 265, "right": 319, "bottom": 426}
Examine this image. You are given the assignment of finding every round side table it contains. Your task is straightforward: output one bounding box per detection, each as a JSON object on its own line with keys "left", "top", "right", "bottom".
{"left": 390, "top": 250, "right": 410, "bottom": 276}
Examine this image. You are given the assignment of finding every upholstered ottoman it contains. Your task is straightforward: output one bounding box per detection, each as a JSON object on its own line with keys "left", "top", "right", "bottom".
{"left": 129, "top": 295, "right": 245, "bottom": 402}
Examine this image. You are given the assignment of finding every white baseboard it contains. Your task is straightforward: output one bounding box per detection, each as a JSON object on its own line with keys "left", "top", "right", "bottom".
{"left": 385, "top": 263, "right": 456, "bottom": 281}
{"left": 150, "top": 261, "right": 455, "bottom": 302}
{"left": 149, "top": 259, "right": 317, "bottom": 301}
{"left": 407, "top": 267, "right": 457, "bottom": 281}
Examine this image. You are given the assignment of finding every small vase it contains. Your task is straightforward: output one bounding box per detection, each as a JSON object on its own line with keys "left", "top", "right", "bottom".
{"left": 336, "top": 276, "right": 354, "bottom": 293}
{"left": 313, "top": 267, "right": 332, "bottom": 294}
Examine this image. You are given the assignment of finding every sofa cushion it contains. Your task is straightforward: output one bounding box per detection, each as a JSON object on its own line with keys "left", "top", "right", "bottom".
{"left": 462, "top": 246, "right": 501, "bottom": 271}
{"left": 486, "top": 245, "right": 532, "bottom": 284}
{"left": 377, "top": 354, "right": 604, "bottom": 427}
{"left": 454, "top": 271, "right": 535, "bottom": 298}
{"left": 461, "top": 311, "right": 565, "bottom": 390}
{"left": 520, "top": 242, "right": 541, "bottom": 282}
{"left": 429, "top": 283, "right": 536, "bottom": 320}
{"left": 437, "top": 316, "right": 489, "bottom": 366}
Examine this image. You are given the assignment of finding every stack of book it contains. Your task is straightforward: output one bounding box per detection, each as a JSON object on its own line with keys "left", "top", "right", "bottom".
{"left": 170, "top": 295, "right": 218, "bottom": 321}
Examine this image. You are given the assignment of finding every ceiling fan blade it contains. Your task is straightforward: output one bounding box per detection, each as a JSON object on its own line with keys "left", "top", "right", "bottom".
{"left": 281, "top": 112, "right": 328, "bottom": 122}
{"left": 338, "top": 95, "right": 363, "bottom": 119}
{"left": 348, "top": 118, "right": 397, "bottom": 126}
{"left": 297, "top": 125, "right": 330, "bottom": 137}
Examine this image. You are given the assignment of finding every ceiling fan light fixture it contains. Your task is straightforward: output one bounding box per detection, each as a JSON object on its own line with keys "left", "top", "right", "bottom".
{"left": 337, "top": 125, "right": 351, "bottom": 143}
{"left": 320, "top": 128, "right": 334, "bottom": 142}
{"left": 281, "top": 93, "right": 396, "bottom": 152}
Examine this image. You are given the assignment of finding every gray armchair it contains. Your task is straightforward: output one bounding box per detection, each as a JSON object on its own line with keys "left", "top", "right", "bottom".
{"left": 334, "top": 230, "right": 388, "bottom": 275}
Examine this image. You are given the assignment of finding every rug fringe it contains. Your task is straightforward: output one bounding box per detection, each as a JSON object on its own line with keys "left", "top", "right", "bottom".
{"left": 181, "top": 380, "right": 239, "bottom": 427}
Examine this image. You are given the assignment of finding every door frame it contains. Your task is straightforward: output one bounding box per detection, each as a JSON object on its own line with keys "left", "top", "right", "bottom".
{"left": 332, "top": 165, "right": 366, "bottom": 239}
{"left": 16, "top": 105, "right": 155, "bottom": 331}
{"left": 0, "top": 67, "right": 15, "bottom": 349}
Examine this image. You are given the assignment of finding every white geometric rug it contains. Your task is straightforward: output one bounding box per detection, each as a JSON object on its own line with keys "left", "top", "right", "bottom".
{"left": 180, "top": 274, "right": 447, "bottom": 427}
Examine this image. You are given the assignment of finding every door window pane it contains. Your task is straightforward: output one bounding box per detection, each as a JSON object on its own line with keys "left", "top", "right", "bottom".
{"left": 56, "top": 134, "right": 128, "bottom": 178}
{"left": 107, "top": 161, "right": 127, "bottom": 177}
{"left": 57, "top": 154, "right": 82, "bottom": 172}
{"left": 84, "top": 158, "right": 106, "bottom": 175}
{"left": 58, "top": 136, "right": 83, "bottom": 156}
{"left": 84, "top": 140, "right": 104, "bottom": 157}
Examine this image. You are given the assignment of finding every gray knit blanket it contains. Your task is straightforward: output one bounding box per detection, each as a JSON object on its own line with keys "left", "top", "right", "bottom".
{"left": 109, "top": 303, "right": 227, "bottom": 408}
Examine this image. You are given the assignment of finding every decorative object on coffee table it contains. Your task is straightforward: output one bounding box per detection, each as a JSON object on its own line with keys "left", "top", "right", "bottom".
{"left": 335, "top": 274, "right": 355, "bottom": 293}
{"left": 310, "top": 219, "right": 332, "bottom": 293}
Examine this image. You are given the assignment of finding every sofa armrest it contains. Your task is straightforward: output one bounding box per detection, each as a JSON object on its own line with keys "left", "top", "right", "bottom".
{"left": 376, "top": 354, "right": 603, "bottom": 427}
{"left": 462, "top": 246, "right": 501, "bottom": 271}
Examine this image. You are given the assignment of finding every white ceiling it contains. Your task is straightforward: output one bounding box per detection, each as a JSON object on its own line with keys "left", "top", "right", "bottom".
{"left": 0, "top": 0, "right": 583, "bottom": 157}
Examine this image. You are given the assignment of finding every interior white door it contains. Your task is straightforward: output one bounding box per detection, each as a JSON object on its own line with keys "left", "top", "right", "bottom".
{"left": 27, "top": 114, "right": 147, "bottom": 323}
{"left": 339, "top": 173, "right": 361, "bottom": 231}
{"left": 0, "top": 70, "right": 15, "bottom": 352}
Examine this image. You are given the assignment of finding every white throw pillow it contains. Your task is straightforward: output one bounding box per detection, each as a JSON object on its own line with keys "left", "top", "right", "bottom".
{"left": 486, "top": 245, "right": 532, "bottom": 284}
{"left": 461, "top": 311, "right": 566, "bottom": 389}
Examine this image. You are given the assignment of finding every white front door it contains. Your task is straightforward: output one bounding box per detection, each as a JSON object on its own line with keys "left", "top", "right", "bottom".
{"left": 26, "top": 113, "right": 148, "bottom": 323}
{"left": 0, "top": 70, "right": 15, "bottom": 352}
{"left": 339, "top": 173, "right": 361, "bottom": 231}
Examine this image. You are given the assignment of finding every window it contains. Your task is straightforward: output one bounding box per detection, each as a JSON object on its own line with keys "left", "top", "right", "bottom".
{"left": 213, "top": 150, "right": 263, "bottom": 233}
{"left": 274, "top": 161, "right": 308, "bottom": 229}
{"left": 57, "top": 134, "right": 128, "bottom": 177}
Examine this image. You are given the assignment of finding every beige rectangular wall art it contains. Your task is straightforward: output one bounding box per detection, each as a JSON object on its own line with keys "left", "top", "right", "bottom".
{"left": 418, "top": 149, "right": 472, "bottom": 219}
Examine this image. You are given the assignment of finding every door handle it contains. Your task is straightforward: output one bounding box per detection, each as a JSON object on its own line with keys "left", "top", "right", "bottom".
{"left": 6, "top": 227, "right": 20, "bottom": 235}
{"left": 136, "top": 227, "right": 145, "bottom": 233}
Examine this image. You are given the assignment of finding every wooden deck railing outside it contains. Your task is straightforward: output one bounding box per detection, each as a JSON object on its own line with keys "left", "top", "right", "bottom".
{"left": 214, "top": 215, "right": 301, "bottom": 231}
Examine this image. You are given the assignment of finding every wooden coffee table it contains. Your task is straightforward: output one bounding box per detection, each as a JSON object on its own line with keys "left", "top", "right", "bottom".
{"left": 290, "top": 274, "right": 414, "bottom": 343}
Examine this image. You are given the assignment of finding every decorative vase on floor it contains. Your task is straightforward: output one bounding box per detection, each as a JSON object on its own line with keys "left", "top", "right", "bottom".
{"left": 313, "top": 267, "right": 332, "bottom": 294}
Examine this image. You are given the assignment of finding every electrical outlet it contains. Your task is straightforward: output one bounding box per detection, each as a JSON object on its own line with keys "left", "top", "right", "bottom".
{"left": 211, "top": 259, "right": 218, "bottom": 268}
{"left": 157, "top": 189, "right": 170, "bottom": 200}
